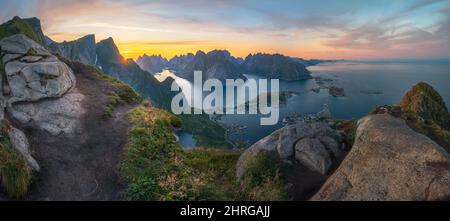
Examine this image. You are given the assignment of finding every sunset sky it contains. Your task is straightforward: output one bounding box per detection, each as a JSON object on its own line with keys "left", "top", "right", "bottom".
{"left": 1, "top": 0, "right": 450, "bottom": 60}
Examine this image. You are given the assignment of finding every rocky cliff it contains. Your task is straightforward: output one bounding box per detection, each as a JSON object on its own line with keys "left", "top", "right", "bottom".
{"left": 49, "top": 34, "right": 97, "bottom": 66}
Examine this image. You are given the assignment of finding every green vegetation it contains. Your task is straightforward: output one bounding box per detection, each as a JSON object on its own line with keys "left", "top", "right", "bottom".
{"left": 121, "top": 106, "right": 203, "bottom": 200}
{"left": 240, "top": 151, "right": 286, "bottom": 201}
{"left": 121, "top": 106, "right": 243, "bottom": 201}
{"left": 88, "top": 65, "right": 142, "bottom": 103}
{"left": 85, "top": 66, "right": 142, "bottom": 118}
{"left": 0, "top": 120, "right": 32, "bottom": 199}
{"left": 184, "top": 148, "right": 242, "bottom": 200}
{"left": 0, "top": 16, "right": 41, "bottom": 43}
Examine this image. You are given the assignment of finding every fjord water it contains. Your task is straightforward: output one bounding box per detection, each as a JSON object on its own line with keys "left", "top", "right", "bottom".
{"left": 156, "top": 60, "right": 450, "bottom": 146}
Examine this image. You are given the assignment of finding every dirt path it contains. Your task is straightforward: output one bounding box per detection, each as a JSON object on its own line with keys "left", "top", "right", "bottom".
{"left": 20, "top": 62, "right": 134, "bottom": 201}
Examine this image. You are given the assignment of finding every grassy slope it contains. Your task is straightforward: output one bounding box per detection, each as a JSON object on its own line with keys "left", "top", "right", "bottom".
{"left": 120, "top": 106, "right": 241, "bottom": 200}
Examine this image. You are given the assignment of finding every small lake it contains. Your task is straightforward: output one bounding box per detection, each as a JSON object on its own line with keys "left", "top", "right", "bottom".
{"left": 155, "top": 61, "right": 450, "bottom": 146}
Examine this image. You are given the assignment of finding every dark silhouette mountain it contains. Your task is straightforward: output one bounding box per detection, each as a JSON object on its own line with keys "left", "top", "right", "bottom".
{"left": 175, "top": 50, "right": 246, "bottom": 82}
{"left": 243, "top": 53, "right": 311, "bottom": 80}
{"left": 136, "top": 54, "right": 168, "bottom": 73}
{"left": 49, "top": 34, "right": 97, "bottom": 65}
{"left": 95, "top": 37, "right": 174, "bottom": 107}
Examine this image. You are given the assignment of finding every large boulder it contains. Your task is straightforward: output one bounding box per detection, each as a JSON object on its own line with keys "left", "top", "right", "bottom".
{"left": 0, "top": 34, "right": 83, "bottom": 135}
{"left": 8, "top": 91, "right": 85, "bottom": 135}
{"left": 236, "top": 121, "right": 343, "bottom": 180}
{"left": 295, "top": 137, "right": 332, "bottom": 175}
{"left": 312, "top": 114, "right": 450, "bottom": 201}
{"left": 1, "top": 34, "right": 76, "bottom": 104}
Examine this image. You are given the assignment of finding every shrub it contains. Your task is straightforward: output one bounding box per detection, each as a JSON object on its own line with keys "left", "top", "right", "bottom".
{"left": 142, "top": 100, "right": 152, "bottom": 107}
{"left": 103, "top": 105, "right": 114, "bottom": 118}
{"left": 116, "top": 84, "right": 142, "bottom": 103}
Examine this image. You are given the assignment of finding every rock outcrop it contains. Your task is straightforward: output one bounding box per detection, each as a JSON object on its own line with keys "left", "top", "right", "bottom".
{"left": 312, "top": 114, "right": 450, "bottom": 201}
{"left": 7, "top": 126, "right": 40, "bottom": 171}
{"left": 49, "top": 34, "right": 97, "bottom": 66}
{"left": 243, "top": 53, "right": 311, "bottom": 80}
{"left": 0, "top": 34, "right": 83, "bottom": 135}
{"left": 236, "top": 121, "right": 345, "bottom": 180}
{"left": 400, "top": 82, "right": 450, "bottom": 129}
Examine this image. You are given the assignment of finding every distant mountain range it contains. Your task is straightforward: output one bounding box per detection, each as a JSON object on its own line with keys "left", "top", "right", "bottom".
{"left": 136, "top": 50, "right": 331, "bottom": 81}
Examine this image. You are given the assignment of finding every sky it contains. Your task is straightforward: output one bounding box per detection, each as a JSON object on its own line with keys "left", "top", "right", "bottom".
{"left": 1, "top": 0, "right": 450, "bottom": 60}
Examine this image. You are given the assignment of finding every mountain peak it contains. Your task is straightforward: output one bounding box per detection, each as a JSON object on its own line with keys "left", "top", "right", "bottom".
{"left": 0, "top": 16, "right": 45, "bottom": 45}
{"left": 96, "top": 37, "right": 123, "bottom": 64}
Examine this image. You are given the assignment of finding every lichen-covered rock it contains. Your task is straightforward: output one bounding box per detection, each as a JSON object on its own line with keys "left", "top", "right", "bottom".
{"left": 0, "top": 34, "right": 83, "bottom": 135}
{"left": 5, "top": 60, "right": 76, "bottom": 103}
{"left": 312, "top": 114, "right": 450, "bottom": 201}
{"left": 7, "top": 126, "right": 40, "bottom": 171}
{"left": 8, "top": 91, "right": 85, "bottom": 135}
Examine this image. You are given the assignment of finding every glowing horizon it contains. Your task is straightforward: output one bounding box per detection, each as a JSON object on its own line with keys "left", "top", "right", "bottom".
{"left": 2, "top": 0, "right": 450, "bottom": 60}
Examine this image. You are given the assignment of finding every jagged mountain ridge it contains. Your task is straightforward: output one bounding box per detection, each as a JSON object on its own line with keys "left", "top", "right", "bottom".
{"left": 136, "top": 54, "right": 168, "bottom": 73}
{"left": 49, "top": 34, "right": 97, "bottom": 66}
